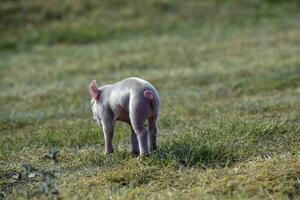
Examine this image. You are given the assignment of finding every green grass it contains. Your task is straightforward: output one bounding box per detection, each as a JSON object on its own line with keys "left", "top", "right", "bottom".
{"left": 1, "top": 0, "right": 300, "bottom": 199}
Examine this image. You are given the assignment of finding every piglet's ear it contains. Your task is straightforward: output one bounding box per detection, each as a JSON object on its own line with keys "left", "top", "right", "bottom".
{"left": 89, "top": 80, "right": 101, "bottom": 101}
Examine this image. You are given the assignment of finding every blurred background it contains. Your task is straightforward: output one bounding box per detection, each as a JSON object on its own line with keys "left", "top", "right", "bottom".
{"left": 1, "top": 0, "right": 300, "bottom": 120}
{"left": 1, "top": 0, "right": 300, "bottom": 51}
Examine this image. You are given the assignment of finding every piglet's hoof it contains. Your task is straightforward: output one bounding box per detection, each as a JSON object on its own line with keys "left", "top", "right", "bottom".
{"left": 140, "top": 152, "right": 150, "bottom": 157}
{"left": 131, "top": 152, "right": 139, "bottom": 157}
{"left": 104, "top": 150, "right": 114, "bottom": 155}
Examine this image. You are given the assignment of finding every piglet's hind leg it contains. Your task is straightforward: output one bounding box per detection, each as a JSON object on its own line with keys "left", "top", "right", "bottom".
{"left": 130, "top": 96, "right": 150, "bottom": 156}
{"left": 130, "top": 126, "right": 140, "bottom": 155}
{"left": 148, "top": 117, "right": 157, "bottom": 152}
{"left": 132, "top": 124, "right": 149, "bottom": 156}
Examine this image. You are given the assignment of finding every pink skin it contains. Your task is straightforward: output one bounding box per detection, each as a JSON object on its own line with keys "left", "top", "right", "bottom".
{"left": 89, "top": 77, "right": 160, "bottom": 156}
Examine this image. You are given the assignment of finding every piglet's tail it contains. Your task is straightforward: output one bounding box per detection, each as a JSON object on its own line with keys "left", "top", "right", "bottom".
{"left": 144, "top": 90, "right": 154, "bottom": 100}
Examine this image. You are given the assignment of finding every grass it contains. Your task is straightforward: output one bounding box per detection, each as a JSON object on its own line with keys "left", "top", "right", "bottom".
{"left": 1, "top": 0, "right": 300, "bottom": 199}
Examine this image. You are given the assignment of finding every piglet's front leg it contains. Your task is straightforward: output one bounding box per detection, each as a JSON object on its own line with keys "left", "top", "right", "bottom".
{"left": 101, "top": 119, "right": 115, "bottom": 154}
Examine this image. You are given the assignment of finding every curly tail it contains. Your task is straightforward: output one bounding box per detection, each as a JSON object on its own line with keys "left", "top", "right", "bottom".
{"left": 144, "top": 90, "right": 155, "bottom": 100}
{"left": 144, "top": 89, "right": 159, "bottom": 118}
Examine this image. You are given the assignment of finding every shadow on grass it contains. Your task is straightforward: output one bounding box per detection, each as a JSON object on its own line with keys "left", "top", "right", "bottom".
{"left": 90, "top": 135, "right": 239, "bottom": 170}
{"left": 83, "top": 120, "right": 299, "bottom": 173}
{"left": 155, "top": 135, "right": 239, "bottom": 168}
{"left": 87, "top": 134, "right": 240, "bottom": 188}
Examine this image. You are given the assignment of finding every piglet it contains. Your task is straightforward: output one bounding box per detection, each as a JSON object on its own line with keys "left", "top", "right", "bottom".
{"left": 89, "top": 77, "right": 160, "bottom": 156}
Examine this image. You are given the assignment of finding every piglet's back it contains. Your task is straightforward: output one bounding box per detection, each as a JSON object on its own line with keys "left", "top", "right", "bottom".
{"left": 113, "top": 77, "right": 158, "bottom": 96}
{"left": 106, "top": 77, "right": 158, "bottom": 109}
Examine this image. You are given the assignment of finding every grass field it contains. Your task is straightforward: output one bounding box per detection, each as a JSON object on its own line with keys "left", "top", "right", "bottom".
{"left": 1, "top": 0, "right": 300, "bottom": 199}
